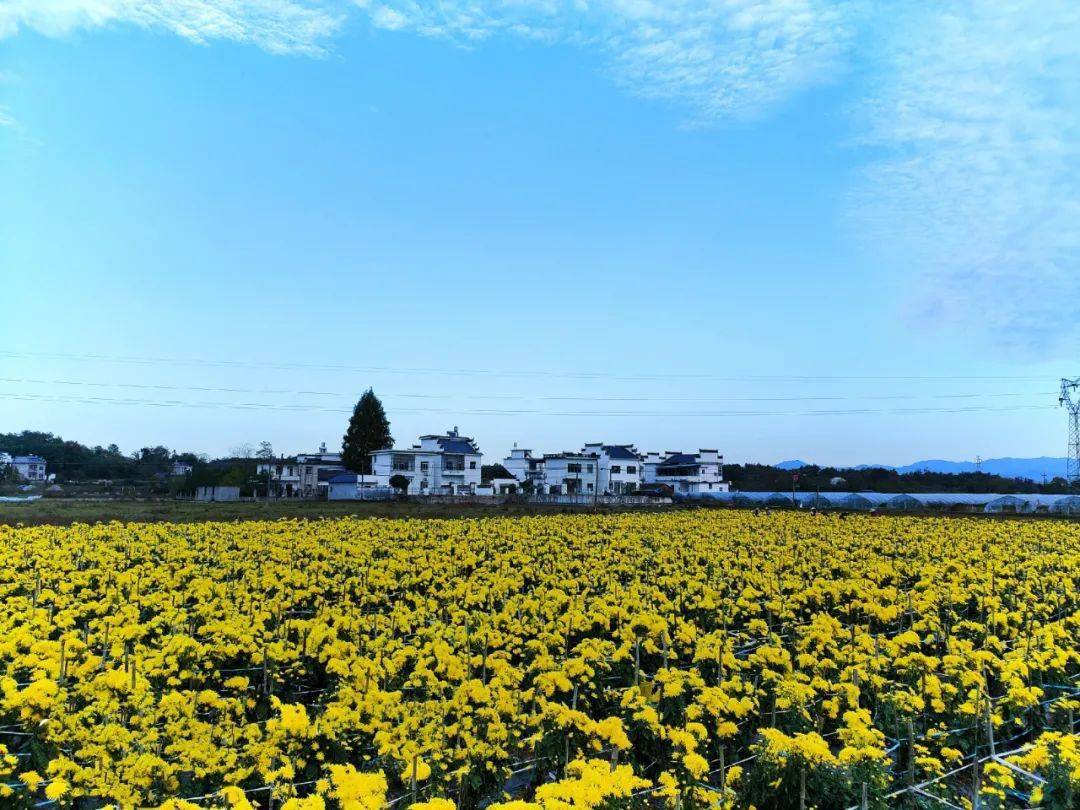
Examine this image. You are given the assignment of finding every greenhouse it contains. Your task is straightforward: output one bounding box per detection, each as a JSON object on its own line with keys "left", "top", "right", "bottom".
{"left": 763, "top": 491, "right": 797, "bottom": 507}
{"left": 983, "top": 494, "right": 1074, "bottom": 513}
{"left": 833, "top": 493, "right": 873, "bottom": 510}
{"left": 690, "top": 490, "right": 1072, "bottom": 514}
{"left": 908, "top": 493, "right": 998, "bottom": 511}
{"left": 794, "top": 492, "right": 826, "bottom": 508}
{"left": 1050, "top": 495, "right": 1080, "bottom": 514}
{"left": 884, "top": 494, "right": 922, "bottom": 510}
{"left": 984, "top": 495, "right": 1036, "bottom": 513}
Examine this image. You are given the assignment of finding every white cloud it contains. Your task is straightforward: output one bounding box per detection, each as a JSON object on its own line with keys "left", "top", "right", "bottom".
{"left": 356, "top": 0, "right": 860, "bottom": 120}
{"left": 0, "top": 0, "right": 344, "bottom": 55}
{"left": 2, "top": 0, "right": 1077, "bottom": 350}
{"left": 851, "top": 1, "right": 1080, "bottom": 351}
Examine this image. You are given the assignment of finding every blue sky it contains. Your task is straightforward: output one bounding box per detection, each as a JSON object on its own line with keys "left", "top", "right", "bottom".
{"left": 0, "top": 0, "right": 1076, "bottom": 465}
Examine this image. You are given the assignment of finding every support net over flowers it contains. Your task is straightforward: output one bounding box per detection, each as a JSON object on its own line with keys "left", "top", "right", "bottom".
{"left": 0, "top": 511, "right": 1077, "bottom": 809}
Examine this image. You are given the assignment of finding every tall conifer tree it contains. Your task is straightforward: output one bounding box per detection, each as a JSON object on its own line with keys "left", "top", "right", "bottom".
{"left": 341, "top": 389, "right": 392, "bottom": 476}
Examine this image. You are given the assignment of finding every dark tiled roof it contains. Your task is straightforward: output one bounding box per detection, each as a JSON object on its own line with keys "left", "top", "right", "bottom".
{"left": 328, "top": 473, "right": 358, "bottom": 484}
{"left": 318, "top": 467, "right": 347, "bottom": 481}
{"left": 602, "top": 445, "right": 640, "bottom": 460}
{"left": 437, "top": 437, "right": 480, "bottom": 454}
{"left": 660, "top": 453, "right": 698, "bottom": 467}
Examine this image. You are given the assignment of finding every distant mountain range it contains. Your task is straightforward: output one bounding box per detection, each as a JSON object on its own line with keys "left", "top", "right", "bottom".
{"left": 773, "top": 457, "right": 1069, "bottom": 480}
{"left": 775, "top": 460, "right": 810, "bottom": 470}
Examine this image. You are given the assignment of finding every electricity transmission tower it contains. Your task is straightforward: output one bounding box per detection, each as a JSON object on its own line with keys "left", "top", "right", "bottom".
{"left": 1061, "top": 378, "right": 1080, "bottom": 486}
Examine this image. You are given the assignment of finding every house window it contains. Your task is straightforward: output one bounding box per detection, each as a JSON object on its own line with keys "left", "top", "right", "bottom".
{"left": 420, "top": 461, "right": 429, "bottom": 472}
{"left": 586, "top": 464, "right": 593, "bottom": 473}
{"left": 444, "top": 454, "right": 465, "bottom": 472}
{"left": 469, "top": 461, "right": 476, "bottom": 469}
{"left": 611, "top": 465, "right": 621, "bottom": 474}
{"left": 392, "top": 454, "right": 415, "bottom": 472}
{"left": 567, "top": 463, "right": 582, "bottom": 474}
{"left": 587, "top": 483, "right": 594, "bottom": 491}
{"left": 627, "top": 466, "right": 636, "bottom": 474}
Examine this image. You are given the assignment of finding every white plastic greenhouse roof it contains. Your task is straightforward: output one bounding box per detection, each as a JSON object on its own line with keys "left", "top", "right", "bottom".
{"left": 984, "top": 493, "right": 1074, "bottom": 512}
{"left": 691, "top": 491, "right": 1066, "bottom": 511}
{"left": 1050, "top": 495, "right": 1080, "bottom": 513}
{"left": 907, "top": 493, "right": 999, "bottom": 506}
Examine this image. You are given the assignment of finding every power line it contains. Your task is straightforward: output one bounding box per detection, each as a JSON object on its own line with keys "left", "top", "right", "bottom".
{"left": 0, "top": 390, "right": 1058, "bottom": 418}
{"left": 0, "top": 377, "right": 1058, "bottom": 404}
{"left": 0, "top": 350, "right": 1056, "bottom": 383}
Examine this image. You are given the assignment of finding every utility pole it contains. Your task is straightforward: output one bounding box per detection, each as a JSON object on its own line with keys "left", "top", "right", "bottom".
{"left": 1060, "top": 378, "right": 1080, "bottom": 487}
{"left": 974, "top": 455, "right": 982, "bottom": 473}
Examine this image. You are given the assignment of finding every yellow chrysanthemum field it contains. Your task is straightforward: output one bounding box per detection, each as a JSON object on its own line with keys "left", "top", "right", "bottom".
{"left": 1, "top": 511, "right": 1077, "bottom": 809}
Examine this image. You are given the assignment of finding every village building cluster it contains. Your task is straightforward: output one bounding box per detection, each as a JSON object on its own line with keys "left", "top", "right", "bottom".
{"left": 248, "top": 428, "right": 729, "bottom": 500}
{"left": 3, "top": 429, "right": 728, "bottom": 502}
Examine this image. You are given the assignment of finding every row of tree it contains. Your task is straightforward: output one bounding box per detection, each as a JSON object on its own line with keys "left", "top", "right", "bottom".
{"left": 0, "top": 432, "right": 202, "bottom": 483}
{"left": 723, "top": 462, "right": 1075, "bottom": 494}
{"left": 7, "top": 390, "right": 1074, "bottom": 494}
{"left": 1, "top": 390, "right": 394, "bottom": 494}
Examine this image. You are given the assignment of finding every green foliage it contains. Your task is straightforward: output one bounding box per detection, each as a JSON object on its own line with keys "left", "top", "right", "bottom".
{"left": 341, "top": 389, "right": 392, "bottom": 475}
{"left": 481, "top": 464, "right": 512, "bottom": 483}
{"left": 0, "top": 431, "right": 201, "bottom": 483}
{"left": 389, "top": 474, "right": 411, "bottom": 493}
{"left": 725, "top": 463, "right": 1067, "bottom": 495}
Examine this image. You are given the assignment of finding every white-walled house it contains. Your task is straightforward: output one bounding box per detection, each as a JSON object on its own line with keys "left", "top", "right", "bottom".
{"left": 256, "top": 457, "right": 302, "bottom": 497}
{"left": 171, "top": 460, "right": 194, "bottom": 477}
{"left": 8, "top": 455, "right": 47, "bottom": 482}
{"left": 480, "top": 477, "right": 521, "bottom": 495}
{"left": 369, "top": 428, "right": 482, "bottom": 495}
{"left": 643, "top": 449, "right": 729, "bottom": 495}
{"left": 326, "top": 474, "right": 395, "bottom": 501}
{"left": 581, "top": 443, "right": 643, "bottom": 494}
{"left": 538, "top": 453, "right": 598, "bottom": 495}
{"left": 503, "top": 447, "right": 545, "bottom": 490}
{"left": 505, "top": 443, "right": 642, "bottom": 495}
{"left": 296, "top": 443, "right": 345, "bottom": 497}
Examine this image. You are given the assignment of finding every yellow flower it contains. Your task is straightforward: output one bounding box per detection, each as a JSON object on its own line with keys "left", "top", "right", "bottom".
{"left": 44, "top": 777, "right": 70, "bottom": 801}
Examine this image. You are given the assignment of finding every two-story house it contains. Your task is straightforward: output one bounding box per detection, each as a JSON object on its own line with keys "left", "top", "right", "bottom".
{"left": 505, "top": 443, "right": 642, "bottom": 495}
{"left": 255, "top": 457, "right": 302, "bottom": 497}
{"left": 537, "top": 452, "right": 598, "bottom": 495}
{"left": 581, "top": 443, "right": 643, "bottom": 494}
{"left": 369, "top": 428, "right": 482, "bottom": 495}
{"left": 643, "top": 449, "right": 729, "bottom": 495}
{"left": 9, "top": 454, "right": 47, "bottom": 482}
{"left": 502, "top": 447, "right": 545, "bottom": 490}
{"left": 296, "top": 443, "right": 345, "bottom": 497}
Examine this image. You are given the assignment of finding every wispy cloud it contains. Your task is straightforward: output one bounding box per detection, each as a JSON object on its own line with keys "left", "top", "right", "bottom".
{"left": 851, "top": 1, "right": 1080, "bottom": 351}
{"left": 0, "top": 0, "right": 345, "bottom": 55}
{"left": 2, "top": 1, "right": 1078, "bottom": 350}
{"left": 356, "top": 0, "right": 860, "bottom": 120}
